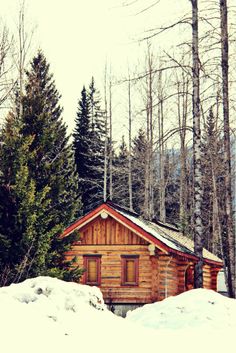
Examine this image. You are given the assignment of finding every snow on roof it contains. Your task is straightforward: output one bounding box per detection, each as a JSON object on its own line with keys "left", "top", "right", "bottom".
{"left": 109, "top": 203, "right": 222, "bottom": 264}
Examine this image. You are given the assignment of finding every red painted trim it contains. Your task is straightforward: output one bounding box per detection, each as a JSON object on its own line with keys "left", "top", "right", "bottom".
{"left": 61, "top": 204, "right": 106, "bottom": 238}
{"left": 61, "top": 202, "right": 223, "bottom": 267}
{"left": 83, "top": 255, "right": 101, "bottom": 286}
{"left": 121, "top": 255, "right": 139, "bottom": 286}
{"left": 202, "top": 259, "right": 223, "bottom": 267}
{"left": 102, "top": 204, "right": 171, "bottom": 253}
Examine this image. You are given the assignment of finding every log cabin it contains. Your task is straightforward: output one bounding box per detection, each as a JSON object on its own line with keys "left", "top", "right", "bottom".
{"left": 62, "top": 201, "right": 223, "bottom": 316}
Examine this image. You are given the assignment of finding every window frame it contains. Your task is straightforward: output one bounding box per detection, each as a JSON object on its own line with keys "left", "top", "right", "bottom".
{"left": 121, "top": 255, "right": 139, "bottom": 286}
{"left": 83, "top": 254, "right": 101, "bottom": 286}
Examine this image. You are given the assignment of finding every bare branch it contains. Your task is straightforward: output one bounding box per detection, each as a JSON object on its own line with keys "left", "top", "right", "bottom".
{"left": 142, "top": 18, "right": 192, "bottom": 41}
{"left": 134, "top": 0, "right": 160, "bottom": 16}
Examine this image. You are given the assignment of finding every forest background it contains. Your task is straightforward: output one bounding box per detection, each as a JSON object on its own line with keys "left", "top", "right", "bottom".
{"left": 0, "top": 0, "right": 235, "bottom": 297}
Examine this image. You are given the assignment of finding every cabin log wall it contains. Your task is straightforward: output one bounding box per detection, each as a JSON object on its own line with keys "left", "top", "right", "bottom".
{"left": 203, "top": 265, "right": 221, "bottom": 291}
{"left": 65, "top": 216, "right": 152, "bottom": 304}
{"left": 66, "top": 244, "right": 153, "bottom": 303}
{"left": 157, "top": 255, "right": 179, "bottom": 300}
{"left": 65, "top": 214, "right": 222, "bottom": 304}
{"left": 203, "top": 265, "right": 213, "bottom": 290}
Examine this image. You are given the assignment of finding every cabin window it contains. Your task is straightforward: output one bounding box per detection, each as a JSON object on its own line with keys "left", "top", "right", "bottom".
{"left": 83, "top": 255, "right": 101, "bottom": 285}
{"left": 121, "top": 255, "right": 139, "bottom": 286}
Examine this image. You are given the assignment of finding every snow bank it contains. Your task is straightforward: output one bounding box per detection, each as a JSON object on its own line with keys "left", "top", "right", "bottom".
{"left": 0, "top": 278, "right": 235, "bottom": 353}
{"left": 0, "top": 275, "right": 105, "bottom": 312}
{"left": 0, "top": 276, "right": 107, "bottom": 353}
{"left": 127, "top": 288, "right": 236, "bottom": 330}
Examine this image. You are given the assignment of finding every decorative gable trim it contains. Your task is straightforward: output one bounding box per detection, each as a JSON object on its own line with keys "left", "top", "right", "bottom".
{"left": 62, "top": 204, "right": 169, "bottom": 254}
{"left": 61, "top": 202, "right": 222, "bottom": 267}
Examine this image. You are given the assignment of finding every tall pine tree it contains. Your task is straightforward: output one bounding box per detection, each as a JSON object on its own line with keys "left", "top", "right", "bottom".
{"left": 0, "top": 51, "right": 82, "bottom": 285}
{"left": 88, "top": 78, "right": 105, "bottom": 205}
{"left": 132, "top": 129, "right": 147, "bottom": 215}
{"left": 113, "top": 136, "right": 129, "bottom": 206}
{"left": 73, "top": 79, "right": 105, "bottom": 214}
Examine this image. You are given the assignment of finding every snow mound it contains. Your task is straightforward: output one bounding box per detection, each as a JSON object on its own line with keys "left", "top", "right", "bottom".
{"left": 0, "top": 276, "right": 106, "bottom": 314}
{"left": 1, "top": 278, "right": 236, "bottom": 353}
{"left": 0, "top": 277, "right": 109, "bottom": 353}
{"left": 0, "top": 276, "right": 152, "bottom": 353}
{"left": 126, "top": 288, "right": 236, "bottom": 330}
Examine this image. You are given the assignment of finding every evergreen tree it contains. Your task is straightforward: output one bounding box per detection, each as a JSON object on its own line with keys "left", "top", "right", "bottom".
{"left": 0, "top": 112, "right": 52, "bottom": 284}
{"left": 73, "top": 79, "right": 105, "bottom": 214}
{"left": 0, "top": 113, "right": 29, "bottom": 284}
{"left": 88, "top": 78, "right": 105, "bottom": 205}
{"left": 164, "top": 149, "right": 180, "bottom": 225}
{"left": 0, "top": 51, "right": 82, "bottom": 285}
{"left": 113, "top": 136, "right": 129, "bottom": 206}
{"left": 73, "top": 86, "right": 92, "bottom": 213}
{"left": 132, "top": 129, "right": 147, "bottom": 215}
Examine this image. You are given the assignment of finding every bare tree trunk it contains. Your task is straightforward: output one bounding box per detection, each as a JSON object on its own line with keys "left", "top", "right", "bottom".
{"left": 128, "top": 75, "right": 133, "bottom": 211}
{"left": 208, "top": 94, "right": 222, "bottom": 255}
{"left": 109, "top": 73, "right": 113, "bottom": 200}
{"left": 191, "top": 0, "right": 203, "bottom": 288}
{"left": 143, "top": 45, "right": 154, "bottom": 220}
{"left": 18, "top": 4, "right": 24, "bottom": 118}
{"left": 219, "top": 0, "right": 235, "bottom": 298}
{"left": 148, "top": 49, "right": 154, "bottom": 219}
{"left": 177, "top": 71, "right": 189, "bottom": 233}
{"left": 0, "top": 26, "right": 12, "bottom": 108}
{"left": 15, "top": 1, "right": 33, "bottom": 118}
{"left": 103, "top": 65, "right": 108, "bottom": 202}
{"left": 211, "top": 163, "right": 221, "bottom": 254}
{"left": 158, "top": 69, "right": 166, "bottom": 223}
{"left": 144, "top": 96, "right": 150, "bottom": 218}
{"left": 159, "top": 103, "right": 166, "bottom": 223}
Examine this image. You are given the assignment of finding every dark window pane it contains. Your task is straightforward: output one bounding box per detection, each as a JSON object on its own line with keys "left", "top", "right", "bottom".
{"left": 87, "top": 259, "right": 98, "bottom": 283}
{"left": 125, "top": 260, "right": 135, "bottom": 283}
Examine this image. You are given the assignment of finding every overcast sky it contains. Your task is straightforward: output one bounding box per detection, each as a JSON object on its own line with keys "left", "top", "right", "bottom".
{"left": 1, "top": 0, "right": 190, "bottom": 138}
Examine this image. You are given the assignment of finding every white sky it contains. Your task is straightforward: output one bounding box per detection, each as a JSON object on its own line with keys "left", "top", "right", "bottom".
{"left": 1, "top": 0, "right": 190, "bottom": 139}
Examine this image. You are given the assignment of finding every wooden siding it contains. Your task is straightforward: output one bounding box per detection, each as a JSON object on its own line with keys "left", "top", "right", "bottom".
{"left": 203, "top": 265, "right": 220, "bottom": 291}
{"left": 158, "top": 255, "right": 180, "bottom": 300}
{"left": 66, "top": 245, "right": 153, "bottom": 304}
{"left": 64, "top": 215, "right": 152, "bottom": 303}
{"left": 78, "top": 215, "right": 149, "bottom": 246}
{"left": 203, "top": 265, "right": 212, "bottom": 289}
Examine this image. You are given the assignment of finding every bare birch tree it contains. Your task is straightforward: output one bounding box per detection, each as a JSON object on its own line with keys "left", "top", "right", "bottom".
{"left": 0, "top": 26, "right": 13, "bottom": 112}
{"left": 109, "top": 71, "right": 113, "bottom": 200}
{"left": 191, "top": 0, "right": 204, "bottom": 288}
{"left": 103, "top": 64, "right": 108, "bottom": 202}
{"left": 143, "top": 43, "right": 155, "bottom": 220}
{"left": 219, "top": 0, "right": 235, "bottom": 298}
{"left": 174, "top": 59, "right": 192, "bottom": 233}
{"left": 157, "top": 67, "right": 166, "bottom": 223}
{"left": 12, "top": 1, "right": 34, "bottom": 117}
{"left": 128, "top": 74, "right": 133, "bottom": 210}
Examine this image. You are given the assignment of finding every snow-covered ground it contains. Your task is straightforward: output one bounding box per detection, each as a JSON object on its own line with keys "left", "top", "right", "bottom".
{"left": 127, "top": 287, "right": 236, "bottom": 329}
{"left": 0, "top": 277, "right": 235, "bottom": 353}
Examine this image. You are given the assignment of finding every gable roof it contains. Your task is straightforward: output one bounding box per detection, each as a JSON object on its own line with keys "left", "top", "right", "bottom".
{"left": 62, "top": 201, "right": 222, "bottom": 267}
